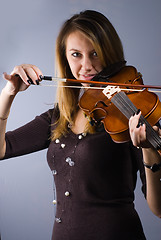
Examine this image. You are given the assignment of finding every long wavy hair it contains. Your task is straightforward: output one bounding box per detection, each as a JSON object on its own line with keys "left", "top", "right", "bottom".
{"left": 52, "top": 10, "right": 125, "bottom": 140}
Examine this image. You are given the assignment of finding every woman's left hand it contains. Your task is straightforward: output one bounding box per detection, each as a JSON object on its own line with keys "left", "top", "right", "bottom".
{"left": 129, "top": 111, "right": 161, "bottom": 149}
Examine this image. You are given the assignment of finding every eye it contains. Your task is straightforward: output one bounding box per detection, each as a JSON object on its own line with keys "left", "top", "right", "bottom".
{"left": 92, "top": 51, "right": 98, "bottom": 57}
{"left": 72, "top": 52, "right": 81, "bottom": 57}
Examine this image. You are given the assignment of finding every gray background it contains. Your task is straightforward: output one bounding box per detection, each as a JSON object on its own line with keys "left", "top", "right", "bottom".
{"left": 0, "top": 0, "right": 161, "bottom": 239}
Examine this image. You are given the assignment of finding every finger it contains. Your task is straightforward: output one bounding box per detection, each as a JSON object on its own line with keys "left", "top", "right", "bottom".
{"left": 159, "top": 128, "right": 161, "bottom": 136}
{"left": 3, "top": 72, "right": 21, "bottom": 83}
{"left": 130, "top": 126, "right": 141, "bottom": 146}
{"left": 129, "top": 111, "right": 142, "bottom": 130}
{"left": 20, "top": 64, "right": 43, "bottom": 85}
{"left": 20, "top": 67, "right": 39, "bottom": 85}
{"left": 11, "top": 66, "right": 30, "bottom": 85}
{"left": 129, "top": 111, "right": 147, "bottom": 147}
{"left": 153, "top": 125, "right": 159, "bottom": 131}
{"left": 153, "top": 125, "right": 161, "bottom": 137}
{"left": 138, "top": 124, "right": 146, "bottom": 141}
{"left": 130, "top": 125, "right": 146, "bottom": 147}
{"left": 31, "top": 65, "right": 43, "bottom": 80}
{"left": 3, "top": 72, "right": 13, "bottom": 81}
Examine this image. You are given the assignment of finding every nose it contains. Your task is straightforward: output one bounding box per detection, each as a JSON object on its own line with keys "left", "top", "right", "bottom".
{"left": 81, "top": 56, "right": 92, "bottom": 72}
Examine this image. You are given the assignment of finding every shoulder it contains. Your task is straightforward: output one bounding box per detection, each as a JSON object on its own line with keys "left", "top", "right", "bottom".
{"left": 38, "top": 104, "right": 60, "bottom": 124}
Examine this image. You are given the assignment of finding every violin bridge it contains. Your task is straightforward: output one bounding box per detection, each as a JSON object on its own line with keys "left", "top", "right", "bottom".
{"left": 102, "top": 86, "right": 121, "bottom": 99}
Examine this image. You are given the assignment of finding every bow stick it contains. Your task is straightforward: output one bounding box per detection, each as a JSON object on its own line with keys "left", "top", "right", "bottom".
{"left": 39, "top": 76, "right": 161, "bottom": 91}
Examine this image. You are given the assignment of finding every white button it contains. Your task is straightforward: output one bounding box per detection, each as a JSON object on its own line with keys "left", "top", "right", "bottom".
{"left": 65, "top": 157, "right": 71, "bottom": 163}
{"left": 55, "top": 217, "right": 61, "bottom": 223}
{"left": 69, "top": 161, "right": 75, "bottom": 166}
{"left": 61, "top": 143, "right": 66, "bottom": 148}
{"left": 55, "top": 139, "right": 60, "bottom": 143}
{"left": 65, "top": 191, "right": 70, "bottom": 197}
{"left": 52, "top": 170, "right": 57, "bottom": 175}
{"left": 82, "top": 132, "right": 87, "bottom": 137}
{"left": 65, "top": 157, "right": 75, "bottom": 166}
{"left": 52, "top": 200, "right": 57, "bottom": 205}
{"left": 78, "top": 135, "right": 83, "bottom": 139}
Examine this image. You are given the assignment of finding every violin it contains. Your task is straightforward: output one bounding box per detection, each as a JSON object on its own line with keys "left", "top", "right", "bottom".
{"left": 40, "top": 64, "right": 161, "bottom": 153}
{"left": 78, "top": 65, "right": 161, "bottom": 154}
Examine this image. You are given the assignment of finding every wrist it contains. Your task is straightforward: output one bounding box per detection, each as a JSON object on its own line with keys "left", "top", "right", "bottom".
{"left": 2, "top": 85, "right": 18, "bottom": 97}
{"left": 0, "top": 116, "right": 8, "bottom": 120}
{"left": 0, "top": 89, "right": 15, "bottom": 119}
{"left": 142, "top": 147, "right": 161, "bottom": 169}
{"left": 143, "top": 161, "right": 161, "bottom": 172}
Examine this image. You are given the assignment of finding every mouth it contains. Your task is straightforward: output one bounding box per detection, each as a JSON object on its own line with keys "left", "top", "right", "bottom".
{"left": 80, "top": 74, "right": 96, "bottom": 81}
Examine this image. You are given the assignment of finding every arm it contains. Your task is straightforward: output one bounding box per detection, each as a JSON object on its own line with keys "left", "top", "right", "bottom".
{"left": 129, "top": 112, "right": 161, "bottom": 218}
{"left": 142, "top": 147, "right": 161, "bottom": 217}
{"left": 0, "top": 64, "right": 43, "bottom": 159}
{"left": 0, "top": 88, "right": 15, "bottom": 158}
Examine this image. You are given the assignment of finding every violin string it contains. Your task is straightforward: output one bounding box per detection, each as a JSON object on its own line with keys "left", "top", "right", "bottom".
{"left": 112, "top": 92, "right": 160, "bottom": 149}
{"left": 114, "top": 92, "right": 161, "bottom": 149}
{"left": 118, "top": 93, "right": 159, "bottom": 148}
{"left": 112, "top": 92, "right": 137, "bottom": 119}
{"left": 139, "top": 115, "right": 161, "bottom": 149}
{"left": 112, "top": 92, "right": 161, "bottom": 149}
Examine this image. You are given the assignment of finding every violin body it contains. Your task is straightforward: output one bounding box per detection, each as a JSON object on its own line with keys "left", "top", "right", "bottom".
{"left": 79, "top": 66, "right": 161, "bottom": 143}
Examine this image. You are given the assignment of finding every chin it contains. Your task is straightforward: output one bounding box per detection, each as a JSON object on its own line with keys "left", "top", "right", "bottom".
{"left": 81, "top": 83, "right": 90, "bottom": 88}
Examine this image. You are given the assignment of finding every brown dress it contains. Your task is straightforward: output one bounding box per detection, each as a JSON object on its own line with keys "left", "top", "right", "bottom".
{"left": 3, "top": 108, "right": 146, "bottom": 240}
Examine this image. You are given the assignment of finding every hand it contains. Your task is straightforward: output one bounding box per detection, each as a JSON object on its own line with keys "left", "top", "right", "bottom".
{"left": 129, "top": 111, "right": 152, "bottom": 148}
{"left": 3, "top": 64, "right": 43, "bottom": 95}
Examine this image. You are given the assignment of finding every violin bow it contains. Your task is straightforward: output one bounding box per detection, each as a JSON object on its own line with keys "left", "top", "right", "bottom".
{"left": 39, "top": 76, "right": 161, "bottom": 91}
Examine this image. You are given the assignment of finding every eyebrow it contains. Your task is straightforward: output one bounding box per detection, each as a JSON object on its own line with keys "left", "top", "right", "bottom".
{"left": 69, "top": 48, "right": 80, "bottom": 51}
{"left": 68, "top": 48, "right": 96, "bottom": 52}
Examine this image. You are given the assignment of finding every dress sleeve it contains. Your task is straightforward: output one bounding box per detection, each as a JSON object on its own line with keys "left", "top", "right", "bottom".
{"left": 2, "top": 109, "right": 54, "bottom": 160}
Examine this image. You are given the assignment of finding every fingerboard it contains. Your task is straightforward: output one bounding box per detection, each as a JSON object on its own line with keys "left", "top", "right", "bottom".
{"left": 111, "top": 91, "right": 161, "bottom": 150}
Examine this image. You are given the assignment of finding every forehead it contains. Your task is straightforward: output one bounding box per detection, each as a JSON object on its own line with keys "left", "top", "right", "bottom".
{"left": 66, "top": 30, "right": 94, "bottom": 50}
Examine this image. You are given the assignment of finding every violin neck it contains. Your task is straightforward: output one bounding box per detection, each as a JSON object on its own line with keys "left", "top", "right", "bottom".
{"left": 111, "top": 91, "right": 161, "bottom": 151}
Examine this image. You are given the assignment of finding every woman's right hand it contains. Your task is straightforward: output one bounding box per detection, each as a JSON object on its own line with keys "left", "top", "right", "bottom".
{"left": 3, "top": 64, "right": 43, "bottom": 96}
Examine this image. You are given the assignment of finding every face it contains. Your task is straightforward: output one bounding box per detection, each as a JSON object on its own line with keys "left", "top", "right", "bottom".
{"left": 66, "top": 31, "right": 103, "bottom": 85}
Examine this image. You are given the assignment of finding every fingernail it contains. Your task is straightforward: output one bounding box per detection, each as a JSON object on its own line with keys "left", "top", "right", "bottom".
{"left": 39, "top": 75, "right": 43, "bottom": 81}
{"left": 136, "top": 122, "right": 141, "bottom": 128}
{"left": 27, "top": 79, "right": 34, "bottom": 84}
{"left": 136, "top": 109, "right": 141, "bottom": 115}
{"left": 15, "top": 74, "right": 19, "bottom": 77}
{"left": 136, "top": 121, "right": 143, "bottom": 128}
{"left": 36, "top": 80, "right": 39, "bottom": 85}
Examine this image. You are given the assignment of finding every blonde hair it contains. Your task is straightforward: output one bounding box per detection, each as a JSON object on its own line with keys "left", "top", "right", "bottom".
{"left": 52, "top": 10, "right": 125, "bottom": 140}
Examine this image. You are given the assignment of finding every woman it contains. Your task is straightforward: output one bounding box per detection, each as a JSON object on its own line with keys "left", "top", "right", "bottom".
{"left": 0, "top": 10, "right": 161, "bottom": 240}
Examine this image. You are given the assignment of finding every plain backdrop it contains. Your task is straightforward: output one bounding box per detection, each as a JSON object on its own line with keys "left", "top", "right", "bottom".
{"left": 0, "top": 0, "right": 161, "bottom": 239}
